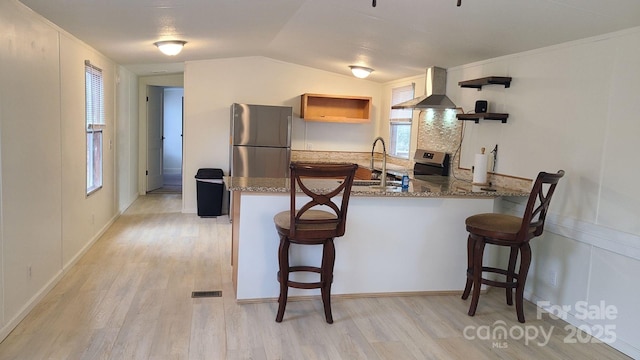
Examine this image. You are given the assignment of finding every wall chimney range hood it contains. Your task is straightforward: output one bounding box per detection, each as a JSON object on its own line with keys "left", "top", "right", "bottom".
{"left": 391, "top": 67, "right": 457, "bottom": 110}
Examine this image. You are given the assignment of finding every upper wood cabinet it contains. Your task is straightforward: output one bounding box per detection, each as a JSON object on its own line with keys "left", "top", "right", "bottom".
{"left": 301, "top": 93, "right": 372, "bottom": 123}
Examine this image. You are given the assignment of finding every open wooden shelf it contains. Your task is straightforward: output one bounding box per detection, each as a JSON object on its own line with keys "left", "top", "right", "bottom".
{"left": 458, "top": 76, "right": 512, "bottom": 123}
{"left": 457, "top": 113, "right": 509, "bottom": 123}
{"left": 301, "top": 93, "right": 371, "bottom": 123}
{"left": 458, "top": 76, "right": 512, "bottom": 90}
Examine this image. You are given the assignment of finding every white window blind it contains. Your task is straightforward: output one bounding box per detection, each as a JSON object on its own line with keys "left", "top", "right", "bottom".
{"left": 389, "top": 84, "right": 414, "bottom": 158}
{"left": 85, "top": 60, "right": 104, "bottom": 128}
{"left": 390, "top": 84, "right": 415, "bottom": 122}
{"left": 85, "top": 60, "right": 104, "bottom": 195}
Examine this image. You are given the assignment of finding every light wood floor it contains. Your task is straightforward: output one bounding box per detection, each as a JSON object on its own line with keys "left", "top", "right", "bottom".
{"left": 0, "top": 194, "right": 630, "bottom": 359}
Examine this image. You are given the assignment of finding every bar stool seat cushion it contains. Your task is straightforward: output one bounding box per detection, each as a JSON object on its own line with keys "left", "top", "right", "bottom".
{"left": 274, "top": 210, "right": 338, "bottom": 233}
{"left": 465, "top": 213, "right": 522, "bottom": 241}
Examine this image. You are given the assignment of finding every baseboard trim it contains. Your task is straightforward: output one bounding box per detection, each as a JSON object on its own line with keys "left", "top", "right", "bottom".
{"left": 0, "top": 212, "right": 120, "bottom": 342}
{"left": 236, "top": 289, "right": 472, "bottom": 304}
{"left": 0, "top": 270, "right": 64, "bottom": 341}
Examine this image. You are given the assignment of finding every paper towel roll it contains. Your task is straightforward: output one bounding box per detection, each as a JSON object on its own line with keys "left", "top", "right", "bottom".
{"left": 472, "top": 153, "right": 488, "bottom": 185}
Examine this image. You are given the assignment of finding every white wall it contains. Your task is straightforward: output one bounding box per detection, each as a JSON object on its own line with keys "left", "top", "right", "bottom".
{"left": 0, "top": 0, "right": 129, "bottom": 340}
{"left": 446, "top": 27, "right": 640, "bottom": 357}
{"left": 182, "top": 57, "right": 382, "bottom": 213}
{"left": 1, "top": 0, "right": 62, "bottom": 330}
{"left": 117, "top": 65, "right": 140, "bottom": 213}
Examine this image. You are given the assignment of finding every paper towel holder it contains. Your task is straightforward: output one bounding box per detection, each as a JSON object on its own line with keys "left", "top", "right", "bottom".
{"left": 472, "top": 147, "right": 489, "bottom": 185}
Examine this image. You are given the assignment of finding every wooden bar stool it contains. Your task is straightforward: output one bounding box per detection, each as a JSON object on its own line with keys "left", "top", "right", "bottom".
{"left": 273, "top": 162, "right": 357, "bottom": 323}
{"left": 462, "top": 170, "right": 565, "bottom": 323}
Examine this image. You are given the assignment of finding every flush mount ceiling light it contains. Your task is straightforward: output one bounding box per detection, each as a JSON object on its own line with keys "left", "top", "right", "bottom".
{"left": 349, "top": 65, "right": 374, "bottom": 79}
{"left": 154, "top": 40, "right": 187, "bottom": 56}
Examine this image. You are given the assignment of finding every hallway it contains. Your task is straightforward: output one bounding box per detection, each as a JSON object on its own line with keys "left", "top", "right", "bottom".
{"left": 148, "top": 173, "right": 183, "bottom": 194}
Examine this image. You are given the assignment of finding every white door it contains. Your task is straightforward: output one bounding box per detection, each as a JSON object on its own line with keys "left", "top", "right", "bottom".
{"left": 162, "top": 88, "right": 184, "bottom": 187}
{"left": 147, "top": 86, "right": 164, "bottom": 192}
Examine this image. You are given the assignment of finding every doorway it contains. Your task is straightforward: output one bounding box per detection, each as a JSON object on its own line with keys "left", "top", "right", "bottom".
{"left": 147, "top": 86, "right": 184, "bottom": 194}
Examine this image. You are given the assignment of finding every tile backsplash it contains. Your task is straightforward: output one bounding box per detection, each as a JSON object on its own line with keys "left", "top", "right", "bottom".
{"left": 416, "top": 109, "right": 461, "bottom": 155}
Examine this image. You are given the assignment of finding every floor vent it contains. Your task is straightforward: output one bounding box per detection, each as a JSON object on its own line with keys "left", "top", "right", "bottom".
{"left": 192, "top": 290, "right": 222, "bottom": 298}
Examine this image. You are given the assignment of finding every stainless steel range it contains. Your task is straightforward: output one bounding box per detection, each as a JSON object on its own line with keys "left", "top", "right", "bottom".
{"left": 413, "top": 149, "right": 450, "bottom": 179}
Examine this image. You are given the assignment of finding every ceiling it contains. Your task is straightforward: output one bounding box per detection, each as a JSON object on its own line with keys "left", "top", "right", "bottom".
{"left": 18, "top": 0, "right": 640, "bottom": 82}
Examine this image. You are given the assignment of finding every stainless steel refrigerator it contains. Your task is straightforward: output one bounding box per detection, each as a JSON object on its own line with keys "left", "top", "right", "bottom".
{"left": 230, "top": 103, "right": 292, "bottom": 178}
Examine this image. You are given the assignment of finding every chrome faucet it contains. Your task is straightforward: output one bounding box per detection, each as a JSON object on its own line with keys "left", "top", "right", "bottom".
{"left": 371, "top": 137, "right": 387, "bottom": 188}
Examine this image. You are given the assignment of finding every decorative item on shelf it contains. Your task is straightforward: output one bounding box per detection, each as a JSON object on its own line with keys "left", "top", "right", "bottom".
{"left": 349, "top": 65, "right": 374, "bottom": 79}
{"left": 474, "top": 100, "right": 488, "bottom": 113}
{"left": 154, "top": 40, "right": 187, "bottom": 56}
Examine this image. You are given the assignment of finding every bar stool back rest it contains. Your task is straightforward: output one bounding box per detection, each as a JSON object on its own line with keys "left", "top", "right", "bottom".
{"left": 288, "top": 163, "right": 357, "bottom": 241}
{"left": 518, "top": 170, "right": 565, "bottom": 241}
{"left": 274, "top": 162, "right": 358, "bottom": 324}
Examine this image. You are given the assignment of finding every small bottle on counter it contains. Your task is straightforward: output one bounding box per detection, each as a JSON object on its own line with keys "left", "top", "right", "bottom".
{"left": 401, "top": 172, "right": 410, "bottom": 190}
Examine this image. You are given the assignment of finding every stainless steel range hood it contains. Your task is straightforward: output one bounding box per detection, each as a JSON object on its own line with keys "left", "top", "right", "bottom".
{"left": 391, "top": 67, "right": 456, "bottom": 110}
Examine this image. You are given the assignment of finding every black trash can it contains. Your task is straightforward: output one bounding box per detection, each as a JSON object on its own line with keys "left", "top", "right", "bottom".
{"left": 195, "top": 168, "right": 225, "bottom": 217}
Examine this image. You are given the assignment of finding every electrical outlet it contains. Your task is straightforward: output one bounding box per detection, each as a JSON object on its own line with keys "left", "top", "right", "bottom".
{"left": 306, "top": 143, "right": 313, "bottom": 150}
{"left": 550, "top": 271, "right": 558, "bottom": 287}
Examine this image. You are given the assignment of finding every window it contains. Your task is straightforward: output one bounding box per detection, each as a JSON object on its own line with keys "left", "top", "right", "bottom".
{"left": 389, "top": 84, "right": 414, "bottom": 158}
{"left": 85, "top": 60, "right": 104, "bottom": 195}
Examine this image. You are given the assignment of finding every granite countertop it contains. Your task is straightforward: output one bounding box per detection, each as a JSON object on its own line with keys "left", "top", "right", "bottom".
{"left": 225, "top": 175, "right": 529, "bottom": 198}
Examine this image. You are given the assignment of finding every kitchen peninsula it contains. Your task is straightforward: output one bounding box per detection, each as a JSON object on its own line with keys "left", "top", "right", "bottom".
{"left": 227, "top": 173, "right": 529, "bottom": 301}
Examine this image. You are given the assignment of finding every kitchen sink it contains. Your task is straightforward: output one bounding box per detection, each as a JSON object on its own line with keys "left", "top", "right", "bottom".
{"left": 355, "top": 180, "right": 401, "bottom": 186}
{"left": 339, "top": 179, "right": 402, "bottom": 188}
